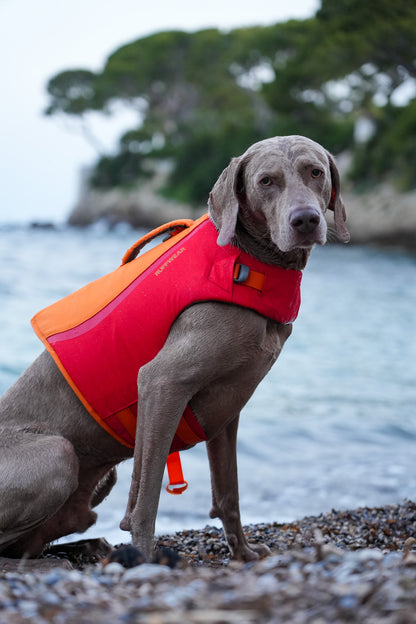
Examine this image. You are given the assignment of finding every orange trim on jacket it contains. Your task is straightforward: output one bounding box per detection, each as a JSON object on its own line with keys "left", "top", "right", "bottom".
{"left": 31, "top": 214, "right": 302, "bottom": 450}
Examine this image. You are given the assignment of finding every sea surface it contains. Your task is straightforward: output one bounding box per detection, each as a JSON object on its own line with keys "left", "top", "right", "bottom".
{"left": 1, "top": 222, "right": 415, "bottom": 545}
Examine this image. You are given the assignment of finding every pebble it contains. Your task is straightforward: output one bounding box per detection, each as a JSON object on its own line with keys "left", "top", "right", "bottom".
{"left": 0, "top": 499, "right": 416, "bottom": 623}
{"left": 102, "top": 561, "right": 125, "bottom": 576}
{"left": 122, "top": 563, "right": 171, "bottom": 583}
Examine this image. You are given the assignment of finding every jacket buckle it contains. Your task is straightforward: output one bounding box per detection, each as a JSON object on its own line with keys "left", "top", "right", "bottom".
{"left": 233, "top": 263, "right": 250, "bottom": 284}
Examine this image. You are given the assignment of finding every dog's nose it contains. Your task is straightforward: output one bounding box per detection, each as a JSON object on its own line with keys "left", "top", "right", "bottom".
{"left": 289, "top": 207, "right": 320, "bottom": 234}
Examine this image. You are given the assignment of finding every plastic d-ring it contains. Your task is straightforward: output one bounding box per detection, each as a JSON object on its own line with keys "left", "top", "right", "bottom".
{"left": 166, "top": 481, "right": 189, "bottom": 495}
{"left": 166, "top": 452, "right": 188, "bottom": 495}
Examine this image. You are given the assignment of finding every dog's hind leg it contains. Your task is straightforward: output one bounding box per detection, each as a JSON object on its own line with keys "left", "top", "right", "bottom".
{"left": 0, "top": 431, "right": 79, "bottom": 557}
{"left": 90, "top": 467, "right": 117, "bottom": 508}
{"left": 207, "top": 416, "right": 271, "bottom": 561}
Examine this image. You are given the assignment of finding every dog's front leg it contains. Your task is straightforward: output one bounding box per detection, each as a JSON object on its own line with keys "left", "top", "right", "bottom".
{"left": 207, "top": 417, "right": 271, "bottom": 561}
{"left": 120, "top": 362, "right": 188, "bottom": 561}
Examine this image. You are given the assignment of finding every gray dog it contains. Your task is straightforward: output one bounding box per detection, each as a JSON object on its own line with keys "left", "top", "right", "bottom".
{"left": 0, "top": 136, "right": 349, "bottom": 563}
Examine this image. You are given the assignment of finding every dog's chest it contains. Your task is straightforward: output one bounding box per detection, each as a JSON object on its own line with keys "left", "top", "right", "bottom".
{"left": 189, "top": 318, "right": 292, "bottom": 438}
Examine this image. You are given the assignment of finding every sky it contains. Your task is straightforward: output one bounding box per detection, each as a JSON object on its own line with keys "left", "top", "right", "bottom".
{"left": 0, "top": 0, "right": 319, "bottom": 225}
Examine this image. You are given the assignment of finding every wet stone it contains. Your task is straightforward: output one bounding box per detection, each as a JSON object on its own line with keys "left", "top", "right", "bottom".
{"left": 0, "top": 500, "right": 415, "bottom": 622}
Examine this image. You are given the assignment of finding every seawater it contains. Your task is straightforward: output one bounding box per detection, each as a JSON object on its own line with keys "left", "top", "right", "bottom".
{"left": 1, "top": 223, "right": 416, "bottom": 545}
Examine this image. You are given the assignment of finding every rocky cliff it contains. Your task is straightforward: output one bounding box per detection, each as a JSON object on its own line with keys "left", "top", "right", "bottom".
{"left": 68, "top": 164, "right": 198, "bottom": 230}
{"left": 340, "top": 184, "right": 416, "bottom": 250}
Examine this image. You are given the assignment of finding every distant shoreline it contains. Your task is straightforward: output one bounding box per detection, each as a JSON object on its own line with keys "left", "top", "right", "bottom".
{"left": 2, "top": 181, "right": 416, "bottom": 254}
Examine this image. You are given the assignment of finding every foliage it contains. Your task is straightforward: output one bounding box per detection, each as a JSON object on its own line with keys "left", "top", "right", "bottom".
{"left": 349, "top": 100, "right": 416, "bottom": 190}
{"left": 166, "top": 123, "right": 268, "bottom": 204}
{"left": 45, "top": 0, "right": 416, "bottom": 202}
{"left": 90, "top": 151, "right": 149, "bottom": 189}
{"left": 45, "top": 70, "right": 98, "bottom": 115}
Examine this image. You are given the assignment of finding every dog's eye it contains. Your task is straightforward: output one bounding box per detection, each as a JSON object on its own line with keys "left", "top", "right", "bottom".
{"left": 311, "top": 168, "right": 323, "bottom": 179}
{"left": 260, "top": 176, "right": 272, "bottom": 186}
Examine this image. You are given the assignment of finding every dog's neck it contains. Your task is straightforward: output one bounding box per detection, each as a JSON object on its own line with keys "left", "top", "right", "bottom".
{"left": 233, "top": 216, "right": 310, "bottom": 271}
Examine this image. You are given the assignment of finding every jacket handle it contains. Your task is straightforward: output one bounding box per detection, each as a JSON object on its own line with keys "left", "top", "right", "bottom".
{"left": 121, "top": 219, "right": 194, "bottom": 265}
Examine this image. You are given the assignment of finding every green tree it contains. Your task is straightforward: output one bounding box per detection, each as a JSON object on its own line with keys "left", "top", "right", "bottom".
{"left": 45, "top": 0, "right": 416, "bottom": 203}
{"left": 46, "top": 28, "right": 279, "bottom": 202}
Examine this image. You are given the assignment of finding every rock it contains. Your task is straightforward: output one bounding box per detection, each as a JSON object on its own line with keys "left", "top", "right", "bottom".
{"left": 122, "top": 563, "right": 171, "bottom": 583}
{"left": 340, "top": 184, "right": 416, "bottom": 250}
{"left": 101, "top": 562, "right": 125, "bottom": 576}
{"left": 1, "top": 501, "right": 416, "bottom": 622}
{"left": 68, "top": 162, "right": 200, "bottom": 229}
{"left": 0, "top": 556, "right": 73, "bottom": 573}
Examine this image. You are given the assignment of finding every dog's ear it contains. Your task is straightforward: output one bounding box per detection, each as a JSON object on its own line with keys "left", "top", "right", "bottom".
{"left": 208, "top": 157, "right": 244, "bottom": 246}
{"left": 326, "top": 152, "right": 350, "bottom": 243}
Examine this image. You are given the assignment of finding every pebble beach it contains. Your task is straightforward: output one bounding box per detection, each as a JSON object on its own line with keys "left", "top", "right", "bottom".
{"left": 1, "top": 500, "right": 416, "bottom": 623}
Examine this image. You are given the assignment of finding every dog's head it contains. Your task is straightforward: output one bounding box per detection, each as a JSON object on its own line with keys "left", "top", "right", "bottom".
{"left": 208, "top": 135, "right": 349, "bottom": 253}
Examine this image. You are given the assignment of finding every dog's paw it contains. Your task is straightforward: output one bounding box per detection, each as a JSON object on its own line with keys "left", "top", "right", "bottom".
{"left": 228, "top": 535, "right": 272, "bottom": 561}
{"left": 244, "top": 543, "right": 272, "bottom": 560}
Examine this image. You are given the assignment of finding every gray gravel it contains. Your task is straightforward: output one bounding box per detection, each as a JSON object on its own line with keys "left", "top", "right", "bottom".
{"left": 1, "top": 500, "right": 416, "bottom": 623}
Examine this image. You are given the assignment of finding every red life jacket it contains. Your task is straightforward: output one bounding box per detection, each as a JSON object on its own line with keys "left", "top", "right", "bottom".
{"left": 31, "top": 214, "right": 302, "bottom": 489}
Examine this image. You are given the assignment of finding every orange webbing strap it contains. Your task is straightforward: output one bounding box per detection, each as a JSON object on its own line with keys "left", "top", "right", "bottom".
{"left": 233, "top": 263, "right": 265, "bottom": 291}
{"left": 166, "top": 452, "right": 188, "bottom": 495}
{"left": 121, "top": 219, "right": 195, "bottom": 265}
